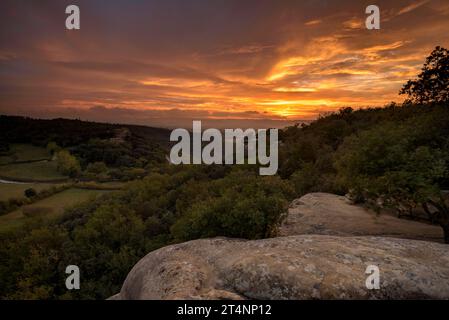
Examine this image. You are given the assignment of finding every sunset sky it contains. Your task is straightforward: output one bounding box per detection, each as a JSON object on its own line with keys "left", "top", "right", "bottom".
{"left": 1, "top": 0, "right": 449, "bottom": 128}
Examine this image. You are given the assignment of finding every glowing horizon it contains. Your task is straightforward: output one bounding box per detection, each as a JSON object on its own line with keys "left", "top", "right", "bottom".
{"left": 1, "top": 0, "right": 449, "bottom": 128}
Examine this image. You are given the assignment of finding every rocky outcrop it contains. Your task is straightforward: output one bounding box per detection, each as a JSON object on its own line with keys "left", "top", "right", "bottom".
{"left": 279, "top": 193, "right": 443, "bottom": 242}
{"left": 115, "top": 235, "right": 449, "bottom": 300}
{"left": 112, "top": 193, "right": 449, "bottom": 300}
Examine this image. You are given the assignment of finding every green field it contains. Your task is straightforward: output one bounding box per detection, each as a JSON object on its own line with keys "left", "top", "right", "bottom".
{"left": 0, "top": 182, "right": 63, "bottom": 201}
{"left": 0, "top": 144, "right": 50, "bottom": 164}
{"left": 0, "top": 142, "right": 116, "bottom": 233}
{"left": 0, "top": 160, "right": 67, "bottom": 181}
{"left": 0, "top": 188, "right": 111, "bottom": 232}
{"left": 75, "top": 181, "right": 127, "bottom": 190}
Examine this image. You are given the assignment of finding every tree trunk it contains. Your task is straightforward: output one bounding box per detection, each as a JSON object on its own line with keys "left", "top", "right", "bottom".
{"left": 422, "top": 202, "right": 435, "bottom": 223}
{"left": 442, "top": 224, "right": 449, "bottom": 244}
{"left": 424, "top": 198, "right": 449, "bottom": 243}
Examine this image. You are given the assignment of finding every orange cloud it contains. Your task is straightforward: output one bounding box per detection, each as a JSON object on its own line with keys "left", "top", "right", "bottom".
{"left": 1, "top": 0, "right": 448, "bottom": 127}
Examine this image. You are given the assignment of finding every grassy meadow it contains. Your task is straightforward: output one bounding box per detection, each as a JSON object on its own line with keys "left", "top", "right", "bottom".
{"left": 0, "top": 188, "right": 111, "bottom": 233}
{"left": 0, "top": 182, "right": 61, "bottom": 201}
{"left": 0, "top": 144, "right": 67, "bottom": 181}
{"left": 0, "top": 161, "right": 67, "bottom": 181}
{"left": 0, "top": 143, "right": 127, "bottom": 234}
{"left": 0, "top": 144, "right": 51, "bottom": 164}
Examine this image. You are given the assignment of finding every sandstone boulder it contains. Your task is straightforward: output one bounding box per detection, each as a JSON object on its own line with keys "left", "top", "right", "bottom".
{"left": 115, "top": 235, "right": 449, "bottom": 300}
{"left": 279, "top": 193, "right": 443, "bottom": 242}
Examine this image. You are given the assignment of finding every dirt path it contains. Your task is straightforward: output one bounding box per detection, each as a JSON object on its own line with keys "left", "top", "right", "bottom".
{"left": 0, "top": 178, "right": 29, "bottom": 184}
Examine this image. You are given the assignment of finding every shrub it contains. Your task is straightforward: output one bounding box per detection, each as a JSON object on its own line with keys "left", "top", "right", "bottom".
{"left": 24, "top": 188, "right": 37, "bottom": 198}
{"left": 171, "top": 173, "right": 294, "bottom": 241}
{"left": 56, "top": 150, "right": 81, "bottom": 177}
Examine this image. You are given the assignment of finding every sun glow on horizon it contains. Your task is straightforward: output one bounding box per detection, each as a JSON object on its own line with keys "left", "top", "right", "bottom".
{"left": 1, "top": 1, "right": 448, "bottom": 126}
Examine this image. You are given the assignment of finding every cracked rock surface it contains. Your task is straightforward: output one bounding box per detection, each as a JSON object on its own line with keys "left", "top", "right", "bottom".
{"left": 115, "top": 235, "right": 449, "bottom": 300}
{"left": 112, "top": 193, "right": 449, "bottom": 300}
{"left": 279, "top": 193, "right": 442, "bottom": 242}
